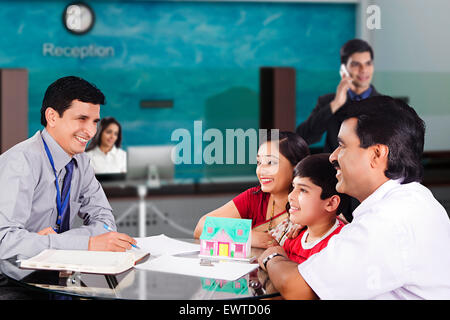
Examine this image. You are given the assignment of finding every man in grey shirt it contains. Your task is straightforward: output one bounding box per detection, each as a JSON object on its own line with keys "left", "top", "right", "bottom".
{"left": 0, "top": 76, "right": 136, "bottom": 259}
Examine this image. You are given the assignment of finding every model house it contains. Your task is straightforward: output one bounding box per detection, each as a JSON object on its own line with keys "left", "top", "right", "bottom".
{"left": 199, "top": 217, "right": 252, "bottom": 259}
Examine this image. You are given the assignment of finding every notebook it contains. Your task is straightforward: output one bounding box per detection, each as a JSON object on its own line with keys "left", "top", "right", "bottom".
{"left": 20, "top": 249, "right": 149, "bottom": 275}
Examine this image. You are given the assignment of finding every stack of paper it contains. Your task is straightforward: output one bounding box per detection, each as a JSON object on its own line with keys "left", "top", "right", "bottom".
{"left": 133, "top": 234, "right": 258, "bottom": 281}
{"left": 135, "top": 255, "right": 258, "bottom": 281}
{"left": 135, "top": 234, "right": 200, "bottom": 256}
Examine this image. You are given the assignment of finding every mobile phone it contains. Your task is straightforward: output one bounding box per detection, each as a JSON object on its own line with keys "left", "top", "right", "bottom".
{"left": 340, "top": 64, "right": 350, "bottom": 78}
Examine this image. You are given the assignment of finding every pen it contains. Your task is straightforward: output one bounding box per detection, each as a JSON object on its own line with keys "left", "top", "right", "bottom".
{"left": 103, "top": 223, "right": 141, "bottom": 249}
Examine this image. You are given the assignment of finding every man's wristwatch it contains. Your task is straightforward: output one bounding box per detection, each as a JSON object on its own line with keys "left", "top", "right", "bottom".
{"left": 262, "top": 253, "right": 284, "bottom": 270}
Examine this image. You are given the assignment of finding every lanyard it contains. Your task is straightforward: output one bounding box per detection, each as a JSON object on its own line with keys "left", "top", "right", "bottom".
{"left": 41, "top": 137, "right": 71, "bottom": 232}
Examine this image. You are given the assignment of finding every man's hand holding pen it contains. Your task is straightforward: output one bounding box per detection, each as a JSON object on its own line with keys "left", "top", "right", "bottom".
{"left": 88, "top": 224, "right": 138, "bottom": 252}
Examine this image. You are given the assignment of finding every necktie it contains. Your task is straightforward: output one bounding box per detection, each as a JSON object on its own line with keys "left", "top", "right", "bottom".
{"left": 58, "top": 159, "right": 74, "bottom": 233}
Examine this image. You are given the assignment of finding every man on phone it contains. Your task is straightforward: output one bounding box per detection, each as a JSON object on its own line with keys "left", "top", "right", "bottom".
{"left": 296, "top": 39, "right": 380, "bottom": 154}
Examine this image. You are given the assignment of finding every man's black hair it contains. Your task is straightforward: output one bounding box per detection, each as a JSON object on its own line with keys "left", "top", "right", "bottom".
{"left": 40, "top": 76, "right": 105, "bottom": 126}
{"left": 340, "top": 38, "right": 374, "bottom": 65}
{"left": 294, "top": 153, "right": 350, "bottom": 215}
{"left": 337, "top": 95, "right": 426, "bottom": 184}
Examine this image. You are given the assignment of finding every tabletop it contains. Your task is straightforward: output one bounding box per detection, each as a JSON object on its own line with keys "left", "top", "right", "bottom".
{"left": 0, "top": 246, "right": 280, "bottom": 300}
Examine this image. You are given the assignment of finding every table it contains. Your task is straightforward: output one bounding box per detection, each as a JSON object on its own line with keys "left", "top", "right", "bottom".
{"left": 0, "top": 247, "right": 280, "bottom": 300}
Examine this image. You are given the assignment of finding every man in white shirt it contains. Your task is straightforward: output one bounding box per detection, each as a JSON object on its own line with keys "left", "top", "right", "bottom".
{"left": 258, "top": 96, "right": 450, "bottom": 299}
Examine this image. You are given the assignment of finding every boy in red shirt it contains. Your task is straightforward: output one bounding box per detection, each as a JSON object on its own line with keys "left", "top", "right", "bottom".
{"left": 282, "top": 153, "right": 350, "bottom": 264}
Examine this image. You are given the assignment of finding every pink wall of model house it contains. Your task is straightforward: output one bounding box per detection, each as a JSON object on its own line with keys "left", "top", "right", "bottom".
{"left": 200, "top": 229, "right": 248, "bottom": 258}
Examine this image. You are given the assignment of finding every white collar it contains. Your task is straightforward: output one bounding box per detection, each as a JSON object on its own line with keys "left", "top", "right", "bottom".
{"left": 95, "top": 145, "right": 117, "bottom": 155}
{"left": 352, "top": 179, "right": 402, "bottom": 219}
{"left": 301, "top": 219, "right": 340, "bottom": 250}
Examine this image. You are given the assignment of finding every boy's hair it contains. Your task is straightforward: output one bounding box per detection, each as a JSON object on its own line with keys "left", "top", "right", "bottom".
{"left": 337, "top": 95, "right": 425, "bottom": 184}
{"left": 294, "top": 153, "right": 350, "bottom": 215}
{"left": 340, "top": 38, "right": 374, "bottom": 65}
{"left": 41, "top": 76, "right": 105, "bottom": 127}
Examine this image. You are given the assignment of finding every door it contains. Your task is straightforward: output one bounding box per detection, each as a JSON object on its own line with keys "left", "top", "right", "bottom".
{"left": 218, "top": 242, "right": 229, "bottom": 257}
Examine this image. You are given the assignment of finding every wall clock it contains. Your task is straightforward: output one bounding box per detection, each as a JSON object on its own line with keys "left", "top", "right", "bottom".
{"left": 63, "top": 2, "right": 95, "bottom": 35}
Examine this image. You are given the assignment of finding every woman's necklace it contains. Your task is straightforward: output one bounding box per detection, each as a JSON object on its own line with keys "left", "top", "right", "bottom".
{"left": 268, "top": 200, "right": 275, "bottom": 231}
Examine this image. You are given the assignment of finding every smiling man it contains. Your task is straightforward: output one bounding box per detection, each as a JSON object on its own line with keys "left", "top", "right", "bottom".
{"left": 259, "top": 96, "right": 450, "bottom": 299}
{"left": 297, "top": 39, "right": 379, "bottom": 154}
{"left": 0, "top": 76, "right": 136, "bottom": 260}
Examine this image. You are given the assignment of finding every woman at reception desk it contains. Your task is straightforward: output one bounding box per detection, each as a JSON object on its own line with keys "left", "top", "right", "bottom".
{"left": 86, "top": 117, "right": 127, "bottom": 174}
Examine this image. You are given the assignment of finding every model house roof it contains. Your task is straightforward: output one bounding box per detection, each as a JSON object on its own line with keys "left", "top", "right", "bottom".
{"left": 200, "top": 217, "right": 251, "bottom": 243}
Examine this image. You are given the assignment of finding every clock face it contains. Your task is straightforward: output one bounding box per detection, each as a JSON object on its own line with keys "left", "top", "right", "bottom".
{"left": 63, "top": 2, "right": 95, "bottom": 35}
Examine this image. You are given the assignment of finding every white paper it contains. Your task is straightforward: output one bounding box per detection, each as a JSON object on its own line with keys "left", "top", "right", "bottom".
{"left": 135, "top": 234, "right": 200, "bottom": 256}
{"left": 135, "top": 255, "right": 258, "bottom": 281}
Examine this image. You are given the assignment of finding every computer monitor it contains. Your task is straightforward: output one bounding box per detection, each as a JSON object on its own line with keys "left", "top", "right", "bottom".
{"left": 126, "top": 145, "right": 175, "bottom": 182}
{"left": 95, "top": 172, "right": 126, "bottom": 182}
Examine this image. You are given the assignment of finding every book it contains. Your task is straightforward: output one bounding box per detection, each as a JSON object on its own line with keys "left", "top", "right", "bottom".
{"left": 20, "top": 249, "right": 149, "bottom": 275}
